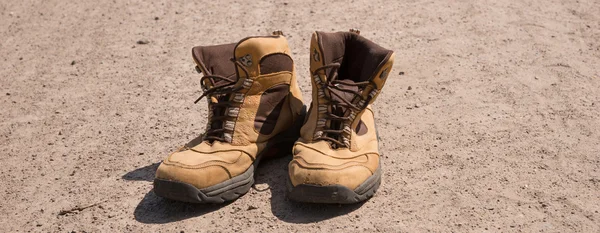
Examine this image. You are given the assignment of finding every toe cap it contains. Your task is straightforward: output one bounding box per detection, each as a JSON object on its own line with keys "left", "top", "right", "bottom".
{"left": 288, "top": 144, "right": 379, "bottom": 190}
{"left": 155, "top": 149, "right": 252, "bottom": 189}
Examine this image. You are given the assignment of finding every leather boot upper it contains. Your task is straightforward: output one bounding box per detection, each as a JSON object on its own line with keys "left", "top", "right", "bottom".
{"left": 289, "top": 31, "right": 394, "bottom": 190}
{"left": 157, "top": 34, "right": 304, "bottom": 189}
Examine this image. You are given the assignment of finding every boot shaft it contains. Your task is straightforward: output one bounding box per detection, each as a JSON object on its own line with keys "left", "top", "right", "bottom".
{"left": 301, "top": 30, "right": 395, "bottom": 148}
{"left": 192, "top": 33, "right": 304, "bottom": 146}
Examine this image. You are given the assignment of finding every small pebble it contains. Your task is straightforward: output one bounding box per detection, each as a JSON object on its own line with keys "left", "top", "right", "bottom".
{"left": 71, "top": 61, "right": 76, "bottom": 65}
{"left": 407, "top": 86, "right": 412, "bottom": 90}
{"left": 399, "top": 71, "right": 405, "bottom": 75}
{"left": 137, "top": 39, "right": 150, "bottom": 45}
{"left": 154, "top": 17, "right": 159, "bottom": 20}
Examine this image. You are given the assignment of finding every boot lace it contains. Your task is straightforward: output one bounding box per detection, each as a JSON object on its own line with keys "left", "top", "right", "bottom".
{"left": 313, "top": 63, "right": 371, "bottom": 148}
{"left": 193, "top": 60, "right": 250, "bottom": 142}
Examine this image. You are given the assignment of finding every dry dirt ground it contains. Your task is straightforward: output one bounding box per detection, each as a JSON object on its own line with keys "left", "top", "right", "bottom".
{"left": 1, "top": 0, "right": 600, "bottom": 232}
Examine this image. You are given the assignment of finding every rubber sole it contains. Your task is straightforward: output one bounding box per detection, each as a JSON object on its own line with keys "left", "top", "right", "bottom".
{"left": 287, "top": 162, "right": 382, "bottom": 204}
{"left": 153, "top": 107, "right": 305, "bottom": 204}
{"left": 153, "top": 160, "right": 258, "bottom": 204}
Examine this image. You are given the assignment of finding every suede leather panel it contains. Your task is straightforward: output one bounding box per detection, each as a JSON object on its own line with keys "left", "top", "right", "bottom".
{"left": 287, "top": 69, "right": 305, "bottom": 124}
{"left": 256, "top": 91, "right": 295, "bottom": 142}
{"left": 293, "top": 138, "right": 379, "bottom": 161}
{"left": 232, "top": 71, "right": 293, "bottom": 145}
{"left": 292, "top": 147, "right": 371, "bottom": 165}
{"left": 355, "top": 120, "right": 368, "bottom": 135}
{"left": 289, "top": 165, "right": 374, "bottom": 190}
{"left": 260, "top": 53, "right": 293, "bottom": 75}
{"left": 234, "top": 36, "right": 290, "bottom": 78}
{"left": 369, "top": 53, "right": 395, "bottom": 99}
{"left": 350, "top": 107, "right": 379, "bottom": 151}
{"left": 168, "top": 148, "right": 244, "bottom": 165}
{"left": 254, "top": 84, "right": 289, "bottom": 135}
{"left": 156, "top": 164, "right": 232, "bottom": 189}
{"left": 196, "top": 140, "right": 256, "bottom": 156}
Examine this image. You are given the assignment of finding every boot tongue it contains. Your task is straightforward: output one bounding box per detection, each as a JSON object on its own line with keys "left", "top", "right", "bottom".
{"left": 192, "top": 43, "right": 238, "bottom": 88}
{"left": 326, "top": 80, "right": 360, "bottom": 124}
{"left": 192, "top": 44, "right": 238, "bottom": 140}
{"left": 329, "top": 81, "right": 359, "bottom": 109}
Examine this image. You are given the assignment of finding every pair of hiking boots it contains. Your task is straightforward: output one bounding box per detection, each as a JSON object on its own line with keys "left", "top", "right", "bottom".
{"left": 154, "top": 30, "right": 394, "bottom": 204}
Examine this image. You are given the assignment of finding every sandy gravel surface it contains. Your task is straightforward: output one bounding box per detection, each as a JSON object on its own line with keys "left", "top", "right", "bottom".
{"left": 1, "top": 0, "right": 600, "bottom": 232}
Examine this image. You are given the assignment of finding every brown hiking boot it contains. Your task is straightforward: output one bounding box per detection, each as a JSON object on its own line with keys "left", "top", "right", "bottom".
{"left": 154, "top": 32, "right": 305, "bottom": 203}
{"left": 287, "top": 30, "right": 394, "bottom": 204}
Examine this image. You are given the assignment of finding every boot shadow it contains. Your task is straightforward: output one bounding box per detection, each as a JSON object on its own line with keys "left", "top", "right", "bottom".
{"left": 122, "top": 162, "right": 160, "bottom": 182}
{"left": 124, "top": 161, "right": 232, "bottom": 224}
{"left": 124, "top": 152, "right": 363, "bottom": 224}
{"left": 255, "top": 155, "right": 364, "bottom": 224}
{"left": 133, "top": 189, "right": 233, "bottom": 224}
